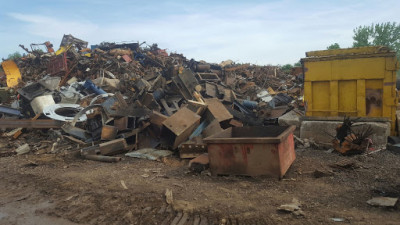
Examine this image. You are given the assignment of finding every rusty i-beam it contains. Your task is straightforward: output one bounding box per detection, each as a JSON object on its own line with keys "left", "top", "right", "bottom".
{"left": 0, "top": 119, "right": 63, "bottom": 129}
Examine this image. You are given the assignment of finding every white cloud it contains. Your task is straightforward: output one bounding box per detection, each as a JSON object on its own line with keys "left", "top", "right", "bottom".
{"left": 8, "top": 13, "right": 98, "bottom": 40}
{"left": 5, "top": 0, "right": 400, "bottom": 64}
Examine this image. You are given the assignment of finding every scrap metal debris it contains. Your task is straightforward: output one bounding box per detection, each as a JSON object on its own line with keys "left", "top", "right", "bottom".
{"left": 0, "top": 34, "right": 303, "bottom": 167}
{"left": 332, "top": 116, "right": 374, "bottom": 155}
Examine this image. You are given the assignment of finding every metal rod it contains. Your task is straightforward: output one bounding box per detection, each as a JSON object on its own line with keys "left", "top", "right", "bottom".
{"left": 0, "top": 119, "right": 63, "bottom": 128}
{"left": 83, "top": 154, "right": 122, "bottom": 162}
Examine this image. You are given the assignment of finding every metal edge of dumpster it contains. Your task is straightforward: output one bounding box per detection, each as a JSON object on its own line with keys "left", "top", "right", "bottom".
{"left": 203, "top": 125, "right": 296, "bottom": 144}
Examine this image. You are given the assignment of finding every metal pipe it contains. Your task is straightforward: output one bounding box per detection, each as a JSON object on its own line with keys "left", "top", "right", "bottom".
{"left": 83, "top": 154, "right": 121, "bottom": 162}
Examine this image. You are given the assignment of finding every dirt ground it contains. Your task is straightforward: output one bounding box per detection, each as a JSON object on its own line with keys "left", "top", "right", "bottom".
{"left": 0, "top": 137, "right": 400, "bottom": 225}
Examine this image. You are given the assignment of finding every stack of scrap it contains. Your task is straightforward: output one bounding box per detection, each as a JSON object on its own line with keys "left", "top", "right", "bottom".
{"left": 332, "top": 117, "right": 374, "bottom": 155}
{"left": 0, "top": 34, "right": 304, "bottom": 164}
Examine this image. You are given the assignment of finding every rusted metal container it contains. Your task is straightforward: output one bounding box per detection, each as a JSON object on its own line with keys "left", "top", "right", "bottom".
{"left": 203, "top": 125, "right": 296, "bottom": 178}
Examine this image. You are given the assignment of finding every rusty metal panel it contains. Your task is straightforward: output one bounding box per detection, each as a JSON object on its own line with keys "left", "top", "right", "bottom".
{"left": 47, "top": 53, "right": 68, "bottom": 75}
{"left": 114, "top": 116, "right": 135, "bottom": 131}
{"left": 204, "top": 126, "right": 296, "bottom": 178}
{"left": 122, "top": 54, "right": 132, "bottom": 63}
{"left": 162, "top": 107, "right": 201, "bottom": 149}
{"left": 101, "top": 125, "right": 118, "bottom": 140}
{"left": 204, "top": 98, "right": 233, "bottom": 123}
{"left": 162, "top": 107, "right": 200, "bottom": 136}
{"left": 202, "top": 120, "right": 223, "bottom": 138}
{"left": 149, "top": 111, "right": 168, "bottom": 126}
{"left": 172, "top": 69, "right": 199, "bottom": 100}
{"left": 114, "top": 117, "right": 128, "bottom": 130}
{"left": 179, "top": 141, "right": 207, "bottom": 159}
{"left": 223, "top": 88, "right": 234, "bottom": 103}
{"left": 205, "top": 83, "right": 218, "bottom": 97}
{"left": 196, "top": 73, "right": 220, "bottom": 82}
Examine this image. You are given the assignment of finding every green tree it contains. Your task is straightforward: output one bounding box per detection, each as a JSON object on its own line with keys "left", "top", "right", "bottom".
{"left": 353, "top": 22, "right": 400, "bottom": 52}
{"left": 7, "top": 51, "right": 22, "bottom": 60}
{"left": 327, "top": 43, "right": 340, "bottom": 50}
{"left": 281, "top": 64, "right": 293, "bottom": 74}
{"left": 353, "top": 25, "right": 373, "bottom": 47}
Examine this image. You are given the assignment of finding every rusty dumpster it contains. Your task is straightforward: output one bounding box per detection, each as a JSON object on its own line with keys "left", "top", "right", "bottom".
{"left": 203, "top": 125, "right": 296, "bottom": 178}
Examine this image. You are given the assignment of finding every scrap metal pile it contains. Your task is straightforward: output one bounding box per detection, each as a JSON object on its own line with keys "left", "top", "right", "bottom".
{"left": 0, "top": 34, "right": 304, "bottom": 162}
{"left": 332, "top": 116, "right": 374, "bottom": 155}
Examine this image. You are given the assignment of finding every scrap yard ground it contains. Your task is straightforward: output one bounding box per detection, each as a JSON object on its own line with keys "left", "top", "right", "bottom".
{"left": 1, "top": 35, "right": 400, "bottom": 225}
{"left": 0, "top": 139, "right": 399, "bottom": 224}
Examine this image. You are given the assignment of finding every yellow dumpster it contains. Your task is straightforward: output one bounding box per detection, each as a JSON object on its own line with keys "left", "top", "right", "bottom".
{"left": 302, "top": 46, "right": 399, "bottom": 135}
{"left": 1, "top": 60, "right": 22, "bottom": 88}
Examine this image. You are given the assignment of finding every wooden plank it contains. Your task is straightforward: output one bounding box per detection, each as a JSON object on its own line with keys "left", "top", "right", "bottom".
{"left": 170, "top": 212, "right": 183, "bottom": 225}
{"left": 177, "top": 213, "right": 189, "bottom": 225}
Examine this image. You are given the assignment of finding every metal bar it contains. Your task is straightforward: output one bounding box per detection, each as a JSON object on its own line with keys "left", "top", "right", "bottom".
{"left": 233, "top": 100, "right": 255, "bottom": 117}
{"left": 13, "top": 113, "right": 42, "bottom": 139}
{"left": 0, "top": 119, "right": 63, "bottom": 128}
{"left": 306, "top": 109, "right": 358, "bottom": 112}
{"left": 83, "top": 154, "right": 121, "bottom": 162}
{"left": 59, "top": 62, "right": 77, "bottom": 87}
{"left": 203, "top": 126, "right": 296, "bottom": 144}
{"left": 0, "top": 105, "right": 22, "bottom": 117}
{"left": 301, "top": 116, "right": 390, "bottom": 122}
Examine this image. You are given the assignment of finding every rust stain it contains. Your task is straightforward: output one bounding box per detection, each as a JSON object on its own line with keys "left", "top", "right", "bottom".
{"left": 384, "top": 82, "right": 395, "bottom": 86}
{"left": 217, "top": 144, "right": 235, "bottom": 168}
{"left": 219, "top": 148, "right": 234, "bottom": 159}
{"left": 270, "top": 146, "right": 278, "bottom": 155}
{"left": 365, "top": 89, "right": 382, "bottom": 115}
{"left": 241, "top": 148, "right": 247, "bottom": 164}
{"left": 240, "top": 144, "right": 253, "bottom": 164}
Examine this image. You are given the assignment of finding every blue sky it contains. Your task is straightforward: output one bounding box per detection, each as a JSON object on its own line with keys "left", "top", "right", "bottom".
{"left": 1, "top": 0, "right": 399, "bottom": 65}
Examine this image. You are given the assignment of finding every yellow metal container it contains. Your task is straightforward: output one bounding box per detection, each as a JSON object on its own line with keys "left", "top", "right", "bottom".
{"left": 1, "top": 60, "right": 22, "bottom": 88}
{"left": 302, "top": 46, "right": 399, "bottom": 135}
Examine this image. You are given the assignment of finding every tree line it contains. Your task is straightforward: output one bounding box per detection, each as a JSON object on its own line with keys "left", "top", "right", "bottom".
{"left": 282, "top": 22, "right": 400, "bottom": 74}
{"left": 328, "top": 22, "right": 400, "bottom": 54}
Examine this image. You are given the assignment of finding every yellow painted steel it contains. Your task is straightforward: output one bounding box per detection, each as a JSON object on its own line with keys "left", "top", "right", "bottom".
{"left": 302, "top": 46, "right": 399, "bottom": 135}
{"left": 1, "top": 60, "right": 21, "bottom": 88}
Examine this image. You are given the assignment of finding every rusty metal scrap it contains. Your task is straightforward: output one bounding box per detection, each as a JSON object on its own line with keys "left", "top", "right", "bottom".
{"left": 203, "top": 126, "right": 296, "bottom": 178}
{"left": 162, "top": 107, "right": 201, "bottom": 149}
{"left": 0, "top": 119, "right": 63, "bottom": 128}
{"left": 332, "top": 116, "right": 374, "bottom": 155}
{"left": 0, "top": 33, "right": 305, "bottom": 164}
{"left": 82, "top": 154, "right": 122, "bottom": 162}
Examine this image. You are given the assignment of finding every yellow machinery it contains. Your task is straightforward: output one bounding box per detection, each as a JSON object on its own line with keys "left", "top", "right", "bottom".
{"left": 1, "top": 60, "right": 22, "bottom": 88}
{"left": 302, "top": 46, "right": 399, "bottom": 135}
